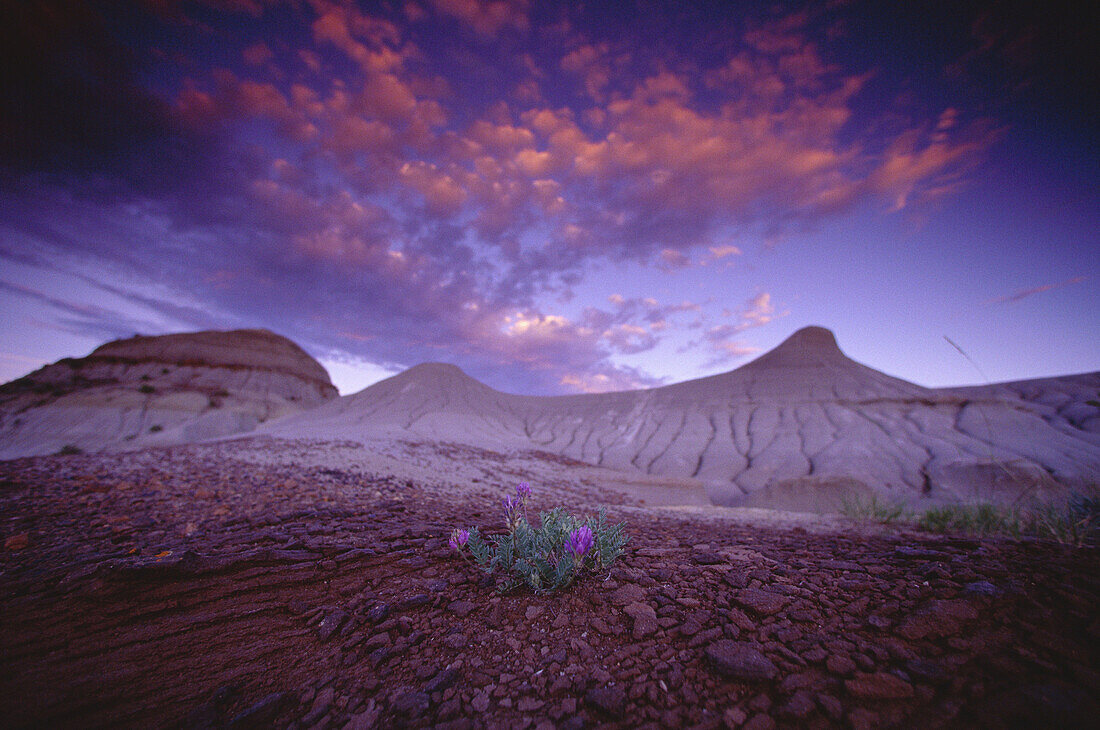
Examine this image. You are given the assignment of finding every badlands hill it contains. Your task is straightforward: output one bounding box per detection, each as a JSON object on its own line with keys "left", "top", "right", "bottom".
{"left": 0, "top": 329, "right": 337, "bottom": 459}
{"left": 266, "top": 327, "right": 1100, "bottom": 509}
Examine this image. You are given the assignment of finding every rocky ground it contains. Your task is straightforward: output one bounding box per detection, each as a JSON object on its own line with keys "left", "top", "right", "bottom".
{"left": 2, "top": 440, "right": 1098, "bottom": 729}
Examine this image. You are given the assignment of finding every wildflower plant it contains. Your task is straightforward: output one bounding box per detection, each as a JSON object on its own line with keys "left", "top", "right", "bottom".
{"left": 450, "top": 483, "right": 628, "bottom": 593}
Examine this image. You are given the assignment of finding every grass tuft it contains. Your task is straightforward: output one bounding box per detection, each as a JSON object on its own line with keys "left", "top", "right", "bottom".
{"left": 916, "top": 496, "right": 1099, "bottom": 547}
{"left": 839, "top": 494, "right": 907, "bottom": 524}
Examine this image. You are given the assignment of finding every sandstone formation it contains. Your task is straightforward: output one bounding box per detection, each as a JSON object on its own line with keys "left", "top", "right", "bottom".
{"left": 0, "top": 329, "right": 337, "bottom": 459}
{"left": 267, "top": 327, "right": 1100, "bottom": 508}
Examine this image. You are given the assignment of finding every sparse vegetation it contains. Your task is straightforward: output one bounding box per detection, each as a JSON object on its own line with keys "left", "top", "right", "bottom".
{"left": 55, "top": 444, "right": 83, "bottom": 456}
{"left": 915, "top": 496, "right": 1099, "bottom": 547}
{"left": 139, "top": 384, "right": 155, "bottom": 394}
{"left": 839, "top": 494, "right": 908, "bottom": 524}
{"left": 149, "top": 425, "right": 163, "bottom": 433}
{"left": 918, "top": 503, "right": 1019, "bottom": 536}
{"left": 452, "top": 483, "right": 629, "bottom": 594}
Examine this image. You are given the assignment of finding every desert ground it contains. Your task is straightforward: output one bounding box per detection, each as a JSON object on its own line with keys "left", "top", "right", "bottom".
{"left": 2, "top": 436, "right": 1098, "bottom": 729}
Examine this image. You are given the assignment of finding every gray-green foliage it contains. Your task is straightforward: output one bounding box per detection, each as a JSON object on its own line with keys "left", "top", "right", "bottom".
{"left": 463, "top": 506, "right": 628, "bottom": 594}
{"left": 839, "top": 494, "right": 907, "bottom": 524}
{"left": 916, "top": 496, "right": 1099, "bottom": 547}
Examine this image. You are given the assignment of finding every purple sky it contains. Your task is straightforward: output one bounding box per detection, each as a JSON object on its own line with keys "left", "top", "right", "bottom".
{"left": 1, "top": 0, "right": 1096, "bottom": 395}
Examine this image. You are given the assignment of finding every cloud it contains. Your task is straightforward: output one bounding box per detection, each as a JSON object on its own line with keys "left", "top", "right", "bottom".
{"left": 986, "top": 275, "right": 1088, "bottom": 304}
{"left": 0, "top": 1, "right": 1013, "bottom": 394}
{"left": 427, "top": 0, "right": 529, "bottom": 36}
{"left": 559, "top": 364, "right": 665, "bottom": 394}
{"left": 679, "top": 292, "right": 787, "bottom": 368}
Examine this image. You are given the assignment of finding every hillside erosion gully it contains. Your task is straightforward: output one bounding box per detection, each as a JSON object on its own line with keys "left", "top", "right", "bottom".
{"left": 1, "top": 446, "right": 1098, "bottom": 729}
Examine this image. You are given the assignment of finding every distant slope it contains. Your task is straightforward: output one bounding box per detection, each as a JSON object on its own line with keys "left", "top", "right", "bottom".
{"left": 266, "top": 327, "right": 1100, "bottom": 508}
{"left": 0, "top": 329, "right": 337, "bottom": 459}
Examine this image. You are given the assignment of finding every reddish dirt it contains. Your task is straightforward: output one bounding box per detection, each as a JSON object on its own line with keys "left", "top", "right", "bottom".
{"left": 1, "top": 445, "right": 1098, "bottom": 729}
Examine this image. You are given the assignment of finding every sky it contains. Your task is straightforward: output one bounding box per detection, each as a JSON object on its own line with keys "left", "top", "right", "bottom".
{"left": 0, "top": 0, "right": 1096, "bottom": 396}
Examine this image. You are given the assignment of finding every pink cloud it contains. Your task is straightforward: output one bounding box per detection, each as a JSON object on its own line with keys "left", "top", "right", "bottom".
{"left": 242, "top": 41, "right": 274, "bottom": 66}
{"left": 428, "top": 0, "right": 529, "bottom": 36}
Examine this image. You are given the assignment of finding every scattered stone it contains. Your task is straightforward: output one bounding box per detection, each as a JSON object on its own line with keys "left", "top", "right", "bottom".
{"left": 826, "top": 654, "right": 856, "bottom": 677}
{"left": 845, "top": 672, "right": 915, "bottom": 699}
{"left": 447, "top": 600, "right": 477, "bottom": 617}
{"left": 398, "top": 594, "right": 431, "bottom": 610}
{"left": 610, "top": 583, "right": 646, "bottom": 606}
{"left": 366, "top": 604, "right": 390, "bottom": 624}
{"left": 228, "top": 692, "right": 292, "bottom": 728}
{"left": 964, "top": 580, "right": 1000, "bottom": 596}
{"left": 722, "top": 706, "right": 747, "bottom": 728}
{"left": 584, "top": 686, "right": 626, "bottom": 716}
{"left": 896, "top": 599, "right": 978, "bottom": 640}
{"left": 777, "top": 690, "right": 816, "bottom": 719}
{"left": 342, "top": 701, "right": 379, "bottom": 730}
{"left": 317, "top": 611, "right": 348, "bottom": 642}
{"left": 392, "top": 689, "right": 430, "bottom": 717}
{"left": 4, "top": 533, "right": 29, "bottom": 550}
{"left": 705, "top": 641, "right": 778, "bottom": 681}
{"left": 734, "top": 589, "right": 788, "bottom": 617}
{"left": 743, "top": 713, "right": 776, "bottom": 730}
{"left": 424, "top": 667, "right": 460, "bottom": 694}
{"left": 470, "top": 692, "right": 491, "bottom": 713}
{"left": 623, "top": 602, "right": 658, "bottom": 638}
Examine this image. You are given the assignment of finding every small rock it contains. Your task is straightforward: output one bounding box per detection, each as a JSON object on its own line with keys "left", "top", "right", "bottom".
{"left": 398, "top": 594, "right": 431, "bottom": 610}
{"left": 722, "top": 706, "right": 747, "bottom": 728}
{"left": 734, "top": 589, "right": 788, "bottom": 617}
{"left": 424, "top": 667, "right": 460, "bottom": 694}
{"left": 443, "top": 633, "right": 467, "bottom": 649}
{"left": 777, "top": 690, "right": 816, "bottom": 719}
{"left": 905, "top": 658, "right": 949, "bottom": 685}
{"left": 743, "top": 713, "right": 776, "bottom": 730}
{"left": 845, "top": 672, "right": 914, "bottom": 700}
{"left": 705, "top": 641, "right": 778, "bottom": 681}
{"left": 964, "top": 580, "right": 1000, "bottom": 596}
{"left": 896, "top": 599, "right": 978, "bottom": 640}
{"left": 610, "top": 584, "right": 646, "bottom": 606}
{"left": 447, "top": 600, "right": 477, "bottom": 617}
{"left": 4, "top": 533, "right": 29, "bottom": 551}
{"left": 584, "top": 686, "right": 626, "bottom": 716}
{"left": 517, "top": 697, "right": 544, "bottom": 712}
{"left": 366, "top": 604, "right": 390, "bottom": 624}
{"left": 228, "top": 692, "right": 291, "bottom": 728}
{"left": 392, "top": 690, "right": 429, "bottom": 717}
{"left": 470, "top": 692, "right": 490, "bottom": 713}
{"left": 525, "top": 605, "right": 544, "bottom": 621}
{"left": 826, "top": 654, "right": 856, "bottom": 677}
{"left": 847, "top": 708, "right": 880, "bottom": 730}
{"left": 317, "top": 611, "right": 348, "bottom": 642}
{"left": 342, "top": 700, "right": 379, "bottom": 730}
{"left": 816, "top": 693, "right": 842, "bottom": 721}
{"left": 694, "top": 551, "right": 724, "bottom": 565}
{"left": 624, "top": 602, "right": 658, "bottom": 638}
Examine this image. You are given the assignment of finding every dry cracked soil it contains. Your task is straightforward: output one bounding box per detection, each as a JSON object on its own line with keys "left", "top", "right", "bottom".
{"left": 1, "top": 440, "right": 1098, "bottom": 729}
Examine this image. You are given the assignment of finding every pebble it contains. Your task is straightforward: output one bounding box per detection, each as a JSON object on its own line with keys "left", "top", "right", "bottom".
{"left": 705, "top": 641, "right": 779, "bottom": 681}
{"left": 845, "top": 671, "right": 915, "bottom": 699}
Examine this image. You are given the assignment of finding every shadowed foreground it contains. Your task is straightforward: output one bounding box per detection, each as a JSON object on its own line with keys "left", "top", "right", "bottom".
{"left": 2, "top": 444, "right": 1098, "bottom": 729}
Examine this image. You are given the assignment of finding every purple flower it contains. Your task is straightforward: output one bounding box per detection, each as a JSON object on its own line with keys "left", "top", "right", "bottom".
{"left": 516, "top": 482, "right": 531, "bottom": 498}
{"left": 566, "top": 525, "right": 595, "bottom": 559}
{"left": 449, "top": 528, "right": 469, "bottom": 551}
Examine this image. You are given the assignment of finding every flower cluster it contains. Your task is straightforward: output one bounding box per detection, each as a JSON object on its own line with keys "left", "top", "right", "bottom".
{"left": 450, "top": 482, "right": 629, "bottom": 594}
